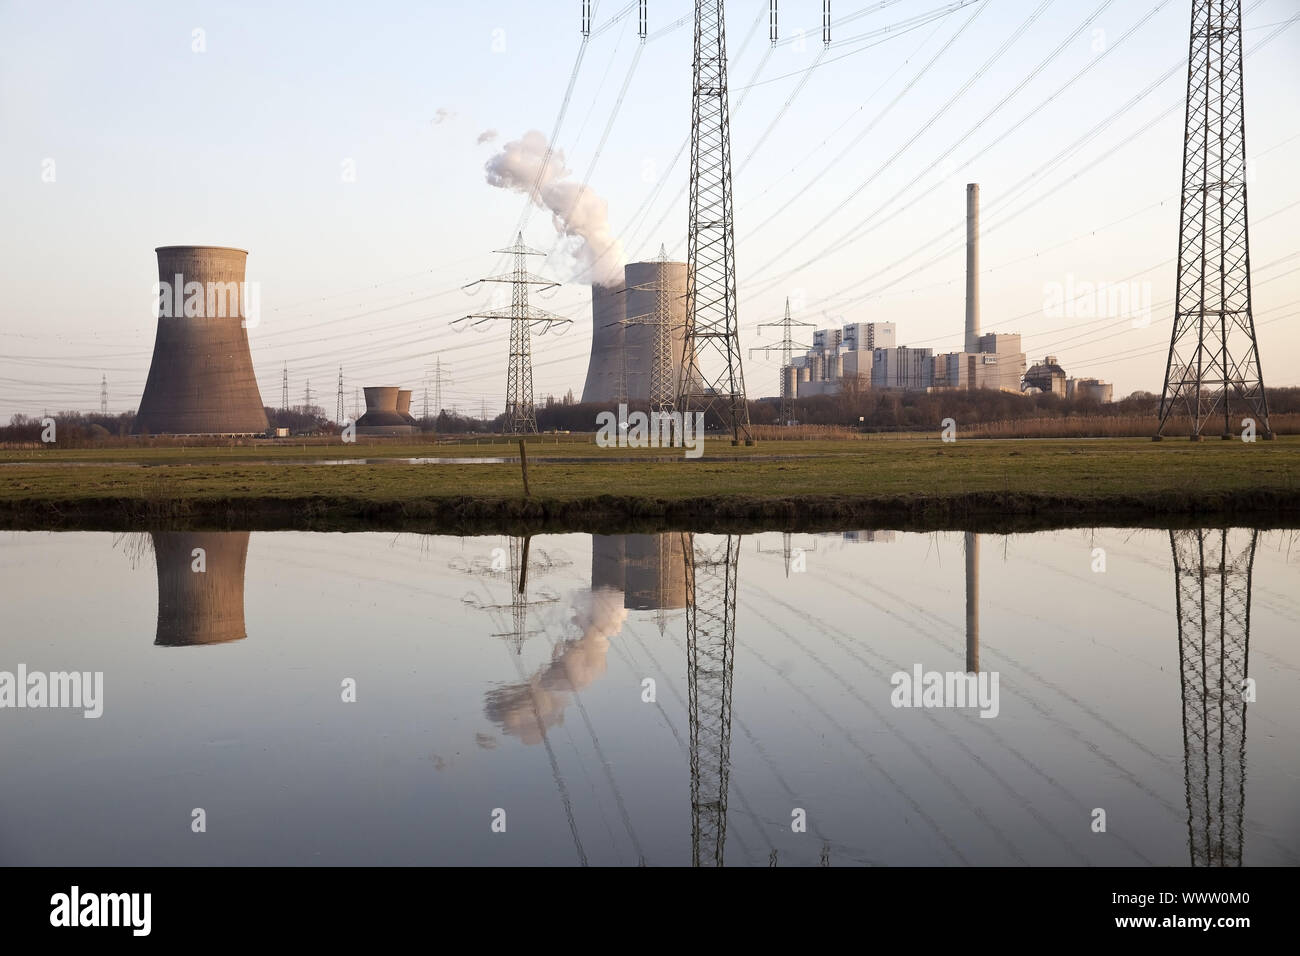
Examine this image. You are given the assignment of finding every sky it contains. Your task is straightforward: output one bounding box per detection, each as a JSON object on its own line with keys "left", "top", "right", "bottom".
{"left": 1, "top": 0, "right": 1298, "bottom": 420}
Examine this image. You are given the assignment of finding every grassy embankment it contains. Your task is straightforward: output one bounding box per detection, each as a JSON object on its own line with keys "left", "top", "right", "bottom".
{"left": 2, "top": 436, "right": 1297, "bottom": 532}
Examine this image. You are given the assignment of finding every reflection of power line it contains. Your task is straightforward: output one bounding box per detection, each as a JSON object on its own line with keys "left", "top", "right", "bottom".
{"left": 1171, "top": 528, "right": 1254, "bottom": 867}
{"left": 684, "top": 532, "right": 740, "bottom": 866}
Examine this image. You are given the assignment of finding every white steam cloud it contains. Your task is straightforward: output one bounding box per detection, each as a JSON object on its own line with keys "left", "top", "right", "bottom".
{"left": 476, "top": 129, "right": 498, "bottom": 145}
{"left": 484, "top": 129, "right": 626, "bottom": 286}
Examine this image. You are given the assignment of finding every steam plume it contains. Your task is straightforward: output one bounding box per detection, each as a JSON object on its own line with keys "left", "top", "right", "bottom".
{"left": 484, "top": 129, "right": 626, "bottom": 286}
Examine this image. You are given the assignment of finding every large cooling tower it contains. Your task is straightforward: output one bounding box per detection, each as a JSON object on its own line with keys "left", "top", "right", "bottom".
{"left": 581, "top": 282, "right": 626, "bottom": 404}
{"left": 134, "top": 246, "right": 268, "bottom": 435}
{"left": 151, "top": 531, "right": 250, "bottom": 647}
{"left": 623, "top": 259, "right": 689, "bottom": 403}
{"left": 357, "top": 386, "right": 415, "bottom": 435}
{"left": 591, "top": 534, "right": 627, "bottom": 593}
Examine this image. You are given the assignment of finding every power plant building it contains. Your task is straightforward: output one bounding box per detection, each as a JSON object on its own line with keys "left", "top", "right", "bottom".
{"left": 134, "top": 246, "right": 268, "bottom": 435}
{"left": 872, "top": 346, "right": 935, "bottom": 391}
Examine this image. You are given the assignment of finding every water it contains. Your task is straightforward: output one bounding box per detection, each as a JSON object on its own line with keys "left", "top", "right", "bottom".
{"left": 0, "top": 527, "right": 1296, "bottom": 867}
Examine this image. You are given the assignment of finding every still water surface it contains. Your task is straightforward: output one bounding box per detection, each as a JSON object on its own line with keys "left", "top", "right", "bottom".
{"left": 1, "top": 527, "right": 1296, "bottom": 866}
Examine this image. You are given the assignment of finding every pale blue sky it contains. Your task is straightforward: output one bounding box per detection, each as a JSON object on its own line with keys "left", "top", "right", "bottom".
{"left": 1, "top": 0, "right": 1297, "bottom": 417}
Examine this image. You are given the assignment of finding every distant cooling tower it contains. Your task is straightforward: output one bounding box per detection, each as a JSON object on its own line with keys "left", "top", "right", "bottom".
{"left": 623, "top": 259, "right": 689, "bottom": 403}
{"left": 356, "top": 386, "right": 416, "bottom": 435}
{"left": 396, "top": 389, "right": 417, "bottom": 424}
{"left": 151, "top": 531, "right": 250, "bottom": 647}
{"left": 134, "top": 246, "right": 268, "bottom": 435}
{"left": 582, "top": 282, "right": 626, "bottom": 404}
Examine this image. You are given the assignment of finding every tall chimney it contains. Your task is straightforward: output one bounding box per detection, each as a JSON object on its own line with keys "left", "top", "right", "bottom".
{"left": 965, "top": 184, "right": 980, "bottom": 355}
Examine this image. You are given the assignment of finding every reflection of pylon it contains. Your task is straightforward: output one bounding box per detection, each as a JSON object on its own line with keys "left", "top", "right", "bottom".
{"left": 683, "top": 532, "right": 739, "bottom": 867}
{"left": 965, "top": 532, "right": 979, "bottom": 673}
{"left": 756, "top": 532, "right": 816, "bottom": 578}
{"left": 454, "top": 536, "right": 569, "bottom": 653}
{"left": 1170, "top": 528, "right": 1254, "bottom": 867}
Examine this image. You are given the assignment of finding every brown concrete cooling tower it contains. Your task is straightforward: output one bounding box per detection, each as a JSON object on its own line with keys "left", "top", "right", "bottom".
{"left": 134, "top": 246, "right": 268, "bottom": 435}
{"left": 396, "top": 389, "right": 417, "bottom": 424}
{"left": 151, "top": 531, "right": 250, "bottom": 647}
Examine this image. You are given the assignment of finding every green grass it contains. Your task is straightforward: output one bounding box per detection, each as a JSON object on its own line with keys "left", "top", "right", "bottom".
{"left": 2, "top": 437, "right": 1298, "bottom": 532}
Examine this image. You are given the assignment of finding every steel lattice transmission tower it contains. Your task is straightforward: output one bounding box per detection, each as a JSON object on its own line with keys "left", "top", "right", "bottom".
{"left": 682, "top": 532, "right": 740, "bottom": 867}
{"left": 280, "top": 362, "right": 289, "bottom": 414}
{"left": 678, "top": 1, "right": 752, "bottom": 445}
{"left": 336, "top": 366, "right": 344, "bottom": 424}
{"left": 1155, "top": 0, "right": 1271, "bottom": 441}
{"left": 459, "top": 234, "right": 571, "bottom": 434}
{"left": 750, "top": 297, "right": 813, "bottom": 426}
{"left": 100, "top": 374, "right": 108, "bottom": 415}
{"left": 1170, "top": 527, "right": 1254, "bottom": 866}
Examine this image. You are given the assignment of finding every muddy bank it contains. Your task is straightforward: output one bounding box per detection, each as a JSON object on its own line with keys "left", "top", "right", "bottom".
{"left": 3, "top": 489, "right": 1298, "bottom": 534}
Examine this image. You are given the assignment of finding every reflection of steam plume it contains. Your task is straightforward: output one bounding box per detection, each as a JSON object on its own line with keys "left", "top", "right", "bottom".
{"left": 483, "top": 589, "right": 625, "bottom": 745}
{"left": 484, "top": 130, "right": 626, "bottom": 285}
{"left": 151, "top": 532, "right": 250, "bottom": 647}
{"left": 1171, "top": 528, "right": 1254, "bottom": 867}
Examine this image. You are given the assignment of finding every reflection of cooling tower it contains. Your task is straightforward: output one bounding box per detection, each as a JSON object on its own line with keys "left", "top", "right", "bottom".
{"left": 592, "top": 535, "right": 626, "bottom": 592}
{"left": 134, "top": 246, "right": 268, "bottom": 435}
{"left": 581, "top": 282, "right": 626, "bottom": 404}
{"left": 624, "top": 533, "right": 687, "bottom": 610}
{"left": 623, "top": 259, "right": 688, "bottom": 402}
{"left": 357, "top": 386, "right": 415, "bottom": 435}
{"left": 151, "top": 531, "right": 250, "bottom": 646}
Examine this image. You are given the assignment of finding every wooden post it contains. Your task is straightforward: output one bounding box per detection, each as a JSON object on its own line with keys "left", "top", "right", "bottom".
{"left": 518, "top": 439, "right": 531, "bottom": 497}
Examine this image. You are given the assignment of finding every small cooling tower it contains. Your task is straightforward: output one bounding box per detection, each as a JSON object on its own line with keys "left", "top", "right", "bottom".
{"left": 134, "top": 246, "right": 268, "bottom": 435}
{"left": 396, "top": 389, "right": 417, "bottom": 425}
{"left": 357, "top": 386, "right": 416, "bottom": 436}
{"left": 152, "top": 531, "right": 250, "bottom": 647}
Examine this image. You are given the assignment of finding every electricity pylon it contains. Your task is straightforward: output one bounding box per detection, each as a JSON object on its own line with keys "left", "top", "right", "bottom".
{"left": 336, "top": 366, "right": 344, "bottom": 423}
{"left": 100, "top": 374, "right": 108, "bottom": 415}
{"left": 683, "top": 532, "right": 740, "bottom": 866}
{"left": 459, "top": 233, "right": 571, "bottom": 434}
{"left": 281, "top": 362, "right": 289, "bottom": 413}
{"left": 1170, "top": 527, "right": 1255, "bottom": 866}
{"left": 1156, "top": 0, "right": 1271, "bottom": 440}
{"left": 750, "top": 297, "right": 813, "bottom": 426}
{"left": 678, "top": 1, "right": 751, "bottom": 445}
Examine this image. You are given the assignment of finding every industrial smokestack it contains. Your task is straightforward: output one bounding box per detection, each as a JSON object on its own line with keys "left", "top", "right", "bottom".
{"left": 965, "top": 184, "right": 980, "bottom": 354}
{"left": 152, "top": 531, "right": 250, "bottom": 646}
{"left": 134, "top": 246, "right": 268, "bottom": 435}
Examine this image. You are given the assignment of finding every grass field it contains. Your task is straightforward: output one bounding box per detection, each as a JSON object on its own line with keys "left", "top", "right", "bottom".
{"left": 2, "top": 436, "right": 1297, "bottom": 532}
